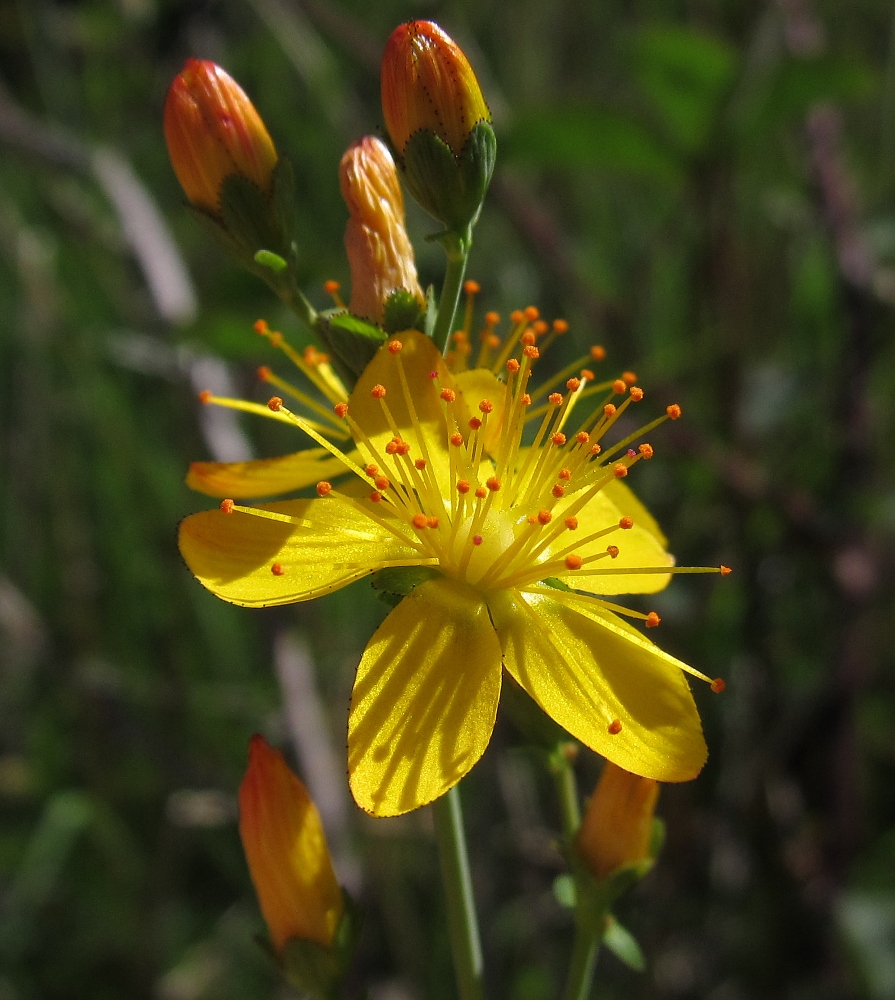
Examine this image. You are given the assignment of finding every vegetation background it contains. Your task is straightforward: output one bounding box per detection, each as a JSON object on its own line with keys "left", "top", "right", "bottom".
{"left": 2, "top": 0, "right": 895, "bottom": 997}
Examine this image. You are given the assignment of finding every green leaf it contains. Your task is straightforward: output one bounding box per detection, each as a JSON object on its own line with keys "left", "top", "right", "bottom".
{"left": 553, "top": 874, "right": 577, "bottom": 909}
{"left": 316, "top": 311, "right": 387, "bottom": 380}
{"left": 603, "top": 916, "right": 646, "bottom": 972}
{"left": 382, "top": 288, "right": 425, "bottom": 334}
{"left": 371, "top": 565, "right": 441, "bottom": 601}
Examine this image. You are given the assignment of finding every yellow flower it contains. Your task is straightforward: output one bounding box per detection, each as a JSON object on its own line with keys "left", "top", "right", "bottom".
{"left": 238, "top": 734, "right": 344, "bottom": 951}
{"left": 164, "top": 59, "right": 278, "bottom": 214}
{"left": 576, "top": 761, "right": 659, "bottom": 881}
{"left": 381, "top": 21, "right": 490, "bottom": 159}
{"left": 181, "top": 327, "right": 726, "bottom": 817}
{"left": 339, "top": 136, "right": 425, "bottom": 325}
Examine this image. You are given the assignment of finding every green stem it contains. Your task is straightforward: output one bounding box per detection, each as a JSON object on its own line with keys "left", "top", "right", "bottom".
{"left": 432, "top": 786, "right": 486, "bottom": 1000}
{"left": 562, "top": 913, "right": 605, "bottom": 1000}
{"left": 432, "top": 229, "right": 471, "bottom": 356}
{"left": 551, "top": 747, "right": 582, "bottom": 843}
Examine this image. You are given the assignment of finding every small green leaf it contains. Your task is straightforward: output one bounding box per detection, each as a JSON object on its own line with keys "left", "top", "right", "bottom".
{"left": 603, "top": 916, "right": 646, "bottom": 972}
{"left": 553, "top": 874, "right": 577, "bottom": 909}
{"left": 254, "top": 249, "right": 288, "bottom": 273}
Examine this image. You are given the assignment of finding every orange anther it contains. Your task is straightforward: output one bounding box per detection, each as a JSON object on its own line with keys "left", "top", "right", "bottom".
{"left": 527, "top": 516, "right": 537, "bottom": 524}
{"left": 510, "top": 309, "right": 525, "bottom": 325}
{"left": 551, "top": 432, "right": 567, "bottom": 446}
{"left": 613, "top": 463, "right": 627, "bottom": 479}
{"left": 523, "top": 345, "right": 540, "bottom": 359}
{"left": 549, "top": 393, "right": 563, "bottom": 406}
{"left": 645, "top": 612, "right": 661, "bottom": 628}
{"left": 385, "top": 440, "right": 398, "bottom": 455}
{"left": 559, "top": 468, "right": 572, "bottom": 480}
{"left": 485, "top": 311, "right": 500, "bottom": 325}
{"left": 590, "top": 345, "right": 606, "bottom": 361}
{"left": 603, "top": 404, "right": 616, "bottom": 417}
{"left": 364, "top": 463, "right": 378, "bottom": 477}
{"left": 427, "top": 516, "right": 439, "bottom": 529}
{"left": 521, "top": 393, "right": 532, "bottom": 406}
{"left": 612, "top": 380, "right": 626, "bottom": 395}
{"left": 478, "top": 399, "right": 494, "bottom": 414}
{"left": 506, "top": 359, "right": 520, "bottom": 374}
{"left": 580, "top": 369, "right": 595, "bottom": 381}
{"left": 268, "top": 331, "right": 283, "bottom": 347}
{"left": 565, "top": 554, "right": 582, "bottom": 570}
{"left": 638, "top": 443, "right": 654, "bottom": 459}
{"left": 607, "top": 719, "right": 622, "bottom": 735}
{"left": 468, "top": 417, "right": 482, "bottom": 430}
{"left": 552, "top": 484, "right": 566, "bottom": 498}
{"left": 220, "top": 499, "right": 235, "bottom": 514}
{"left": 486, "top": 334, "right": 500, "bottom": 349}
{"left": 440, "top": 388, "right": 457, "bottom": 403}
{"left": 415, "top": 458, "right": 427, "bottom": 470}
{"left": 666, "top": 404, "right": 682, "bottom": 420}
{"left": 452, "top": 330, "right": 468, "bottom": 343}
{"left": 521, "top": 330, "right": 536, "bottom": 346}
{"left": 553, "top": 319, "right": 569, "bottom": 334}
{"left": 371, "top": 384, "right": 387, "bottom": 399}
{"left": 369, "top": 491, "right": 382, "bottom": 503}
{"left": 271, "top": 562, "right": 285, "bottom": 576}
{"left": 537, "top": 510, "right": 552, "bottom": 525}
{"left": 316, "top": 481, "right": 332, "bottom": 497}
{"left": 619, "top": 516, "right": 634, "bottom": 530}
{"left": 590, "top": 444, "right": 602, "bottom": 455}
{"left": 257, "top": 365, "right": 272, "bottom": 381}
{"left": 198, "top": 390, "right": 212, "bottom": 404}
{"left": 334, "top": 402, "right": 349, "bottom": 418}
{"left": 533, "top": 319, "right": 549, "bottom": 336}
{"left": 457, "top": 479, "right": 471, "bottom": 494}
{"left": 267, "top": 396, "right": 283, "bottom": 411}
{"left": 473, "top": 535, "right": 483, "bottom": 546}
{"left": 388, "top": 340, "right": 403, "bottom": 354}
{"left": 711, "top": 678, "right": 727, "bottom": 693}
{"left": 323, "top": 280, "right": 340, "bottom": 295}
{"left": 720, "top": 565, "right": 732, "bottom": 575}
{"left": 630, "top": 386, "right": 644, "bottom": 401}
{"left": 412, "top": 513, "right": 428, "bottom": 529}
{"left": 607, "top": 545, "right": 620, "bottom": 558}
{"left": 475, "top": 487, "right": 487, "bottom": 499}
{"left": 622, "top": 371, "right": 637, "bottom": 385}
{"left": 566, "top": 378, "right": 581, "bottom": 392}
{"left": 464, "top": 279, "right": 480, "bottom": 295}
{"left": 524, "top": 306, "right": 539, "bottom": 321}
{"left": 486, "top": 477, "right": 501, "bottom": 492}
{"left": 450, "top": 432, "right": 464, "bottom": 447}
{"left": 565, "top": 516, "right": 578, "bottom": 530}
{"left": 253, "top": 319, "right": 269, "bottom": 335}
{"left": 374, "top": 476, "right": 390, "bottom": 491}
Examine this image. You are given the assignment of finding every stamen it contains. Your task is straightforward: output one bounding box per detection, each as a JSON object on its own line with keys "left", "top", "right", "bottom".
{"left": 271, "top": 562, "right": 285, "bottom": 576}
{"left": 323, "top": 279, "right": 344, "bottom": 307}
{"left": 711, "top": 678, "right": 726, "bottom": 693}
{"left": 220, "top": 499, "right": 235, "bottom": 514}
{"left": 645, "top": 612, "right": 661, "bottom": 628}
{"left": 607, "top": 719, "right": 622, "bottom": 735}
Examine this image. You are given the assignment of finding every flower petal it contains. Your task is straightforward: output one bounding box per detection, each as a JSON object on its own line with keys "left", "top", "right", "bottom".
{"left": 348, "top": 577, "right": 502, "bottom": 816}
{"left": 179, "top": 496, "right": 422, "bottom": 607}
{"left": 489, "top": 588, "right": 707, "bottom": 782}
{"left": 187, "top": 448, "right": 358, "bottom": 499}
{"left": 454, "top": 367, "right": 508, "bottom": 455}
{"left": 349, "top": 330, "right": 453, "bottom": 490}
{"left": 554, "top": 485, "right": 673, "bottom": 595}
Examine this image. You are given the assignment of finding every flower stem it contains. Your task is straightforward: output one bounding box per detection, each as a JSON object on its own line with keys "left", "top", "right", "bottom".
{"left": 562, "top": 915, "right": 605, "bottom": 1000}
{"left": 551, "top": 746, "right": 582, "bottom": 842}
{"left": 432, "top": 786, "right": 486, "bottom": 1000}
{"left": 432, "top": 228, "right": 471, "bottom": 356}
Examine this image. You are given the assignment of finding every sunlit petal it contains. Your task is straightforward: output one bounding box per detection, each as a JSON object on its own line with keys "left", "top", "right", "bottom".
{"left": 187, "top": 448, "right": 358, "bottom": 499}
{"left": 348, "top": 577, "right": 502, "bottom": 816}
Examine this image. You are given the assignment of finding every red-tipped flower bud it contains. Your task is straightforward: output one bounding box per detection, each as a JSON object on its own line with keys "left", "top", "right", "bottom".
{"left": 381, "top": 21, "right": 495, "bottom": 234}
{"left": 164, "top": 59, "right": 277, "bottom": 215}
{"left": 339, "top": 136, "right": 425, "bottom": 327}
{"left": 238, "top": 735, "right": 344, "bottom": 952}
{"left": 575, "top": 761, "right": 659, "bottom": 882}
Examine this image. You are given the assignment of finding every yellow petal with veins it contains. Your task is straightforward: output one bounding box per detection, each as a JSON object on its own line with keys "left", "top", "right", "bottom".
{"left": 348, "top": 577, "right": 502, "bottom": 816}
{"left": 454, "top": 367, "right": 508, "bottom": 456}
{"left": 187, "top": 448, "right": 360, "bottom": 499}
{"left": 179, "top": 496, "right": 424, "bottom": 607}
{"left": 489, "top": 588, "right": 706, "bottom": 782}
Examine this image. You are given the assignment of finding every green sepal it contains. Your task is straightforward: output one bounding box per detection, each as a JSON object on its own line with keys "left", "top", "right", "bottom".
{"left": 603, "top": 916, "right": 646, "bottom": 973}
{"left": 279, "top": 891, "right": 362, "bottom": 1000}
{"left": 553, "top": 873, "right": 577, "bottom": 910}
{"left": 315, "top": 311, "right": 387, "bottom": 384}
{"left": 382, "top": 289, "right": 425, "bottom": 335}
{"left": 399, "top": 121, "right": 496, "bottom": 234}
{"left": 372, "top": 566, "right": 441, "bottom": 607}
{"left": 541, "top": 576, "right": 573, "bottom": 592}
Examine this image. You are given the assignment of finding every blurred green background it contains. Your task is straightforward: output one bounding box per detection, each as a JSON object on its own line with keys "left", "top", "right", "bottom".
{"left": 2, "top": 0, "right": 895, "bottom": 997}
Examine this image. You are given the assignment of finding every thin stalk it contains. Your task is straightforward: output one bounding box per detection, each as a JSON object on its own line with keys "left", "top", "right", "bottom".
{"left": 432, "top": 786, "right": 486, "bottom": 1000}
{"left": 432, "top": 229, "right": 471, "bottom": 356}
{"left": 562, "top": 915, "right": 605, "bottom": 1000}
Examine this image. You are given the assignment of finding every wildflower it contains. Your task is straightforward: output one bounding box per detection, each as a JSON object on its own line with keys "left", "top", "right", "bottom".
{"left": 381, "top": 21, "right": 495, "bottom": 233}
{"left": 181, "top": 329, "right": 724, "bottom": 816}
{"left": 339, "top": 136, "right": 425, "bottom": 326}
{"left": 576, "top": 762, "right": 659, "bottom": 881}
{"left": 238, "top": 734, "right": 344, "bottom": 951}
{"left": 164, "top": 59, "right": 277, "bottom": 215}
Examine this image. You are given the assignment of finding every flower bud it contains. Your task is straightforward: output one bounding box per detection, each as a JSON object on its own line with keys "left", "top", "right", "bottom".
{"left": 339, "top": 136, "right": 424, "bottom": 326}
{"left": 575, "top": 761, "right": 659, "bottom": 882}
{"left": 238, "top": 735, "right": 344, "bottom": 952}
{"left": 164, "top": 59, "right": 277, "bottom": 215}
{"left": 381, "top": 21, "right": 496, "bottom": 234}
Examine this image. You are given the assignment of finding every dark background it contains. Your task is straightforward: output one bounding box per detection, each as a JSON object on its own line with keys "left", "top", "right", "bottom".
{"left": 1, "top": 0, "right": 894, "bottom": 998}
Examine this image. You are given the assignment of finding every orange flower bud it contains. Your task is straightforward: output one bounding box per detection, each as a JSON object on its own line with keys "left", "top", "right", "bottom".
{"left": 339, "top": 136, "right": 424, "bottom": 325}
{"left": 164, "top": 59, "right": 277, "bottom": 214}
{"left": 381, "top": 21, "right": 490, "bottom": 157}
{"left": 575, "top": 761, "right": 659, "bottom": 882}
{"left": 238, "top": 735, "right": 343, "bottom": 952}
